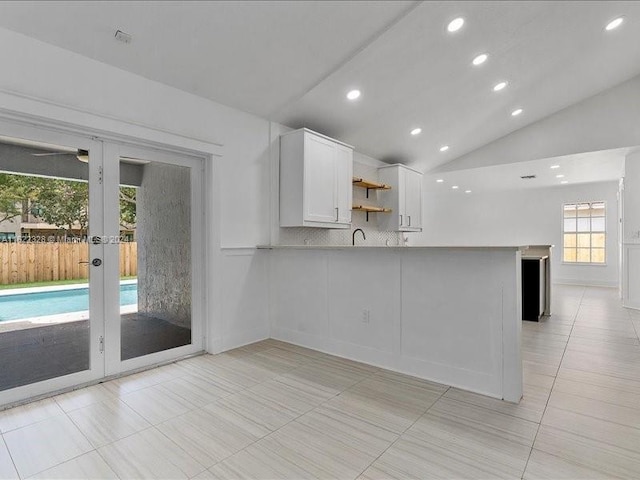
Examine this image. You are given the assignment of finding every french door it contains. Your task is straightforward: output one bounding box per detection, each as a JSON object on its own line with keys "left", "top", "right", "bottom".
{"left": 0, "top": 122, "right": 204, "bottom": 406}
{"left": 102, "top": 142, "right": 205, "bottom": 376}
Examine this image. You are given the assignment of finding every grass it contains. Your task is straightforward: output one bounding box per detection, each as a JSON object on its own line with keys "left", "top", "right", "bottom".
{"left": 0, "top": 276, "right": 137, "bottom": 290}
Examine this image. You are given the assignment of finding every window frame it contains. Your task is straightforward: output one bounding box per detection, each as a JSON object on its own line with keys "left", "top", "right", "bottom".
{"left": 561, "top": 201, "right": 607, "bottom": 266}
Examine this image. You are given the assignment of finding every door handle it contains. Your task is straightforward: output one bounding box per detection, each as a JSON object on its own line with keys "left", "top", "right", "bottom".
{"left": 79, "top": 258, "right": 102, "bottom": 267}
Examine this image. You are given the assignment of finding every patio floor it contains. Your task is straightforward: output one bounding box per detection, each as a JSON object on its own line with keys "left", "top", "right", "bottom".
{"left": 0, "top": 314, "right": 191, "bottom": 392}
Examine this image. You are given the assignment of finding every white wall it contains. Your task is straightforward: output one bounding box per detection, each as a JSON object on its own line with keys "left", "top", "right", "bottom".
{"left": 623, "top": 152, "right": 640, "bottom": 308}
{"left": 417, "top": 181, "right": 620, "bottom": 287}
{"left": 269, "top": 247, "right": 522, "bottom": 401}
{"left": 0, "top": 27, "right": 271, "bottom": 351}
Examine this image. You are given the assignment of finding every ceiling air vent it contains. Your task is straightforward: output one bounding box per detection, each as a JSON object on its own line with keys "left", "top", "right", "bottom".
{"left": 520, "top": 175, "right": 537, "bottom": 180}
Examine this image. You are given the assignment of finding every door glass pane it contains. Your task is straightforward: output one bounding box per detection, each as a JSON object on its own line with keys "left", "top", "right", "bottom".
{"left": 576, "top": 218, "right": 590, "bottom": 232}
{"left": 591, "top": 233, "right": 605, "bottom": 248}
{"left": 576, "top": 204, "right": 591, "bottom": 217}
{"left": 563, "top": 233, "right": 576, "bottom": 248}
{"left": 563, "top": 218, "right": 576, "bottom": 232}
{"left": 577, "top": 248, "right": 591, "bottom": 262}
{"left": 591, "top": 248, "right": 605, "bottom": 263}
{"left": 577, "top": 233, "right": 590, "bottom": 248}
{"left": 591, "top": 217, "right": 605, "bottom": 232}
{"left": 120, "top": 158, "right": 191, "bottom": 360}
{"left": 563, "top": 248, "right": 576, "bottom": 262}
{"left": 0, "top": 138, "right": 92, "bottom": 391}
{"left": 563, "top": 204, "right": 577, "bottom": 217}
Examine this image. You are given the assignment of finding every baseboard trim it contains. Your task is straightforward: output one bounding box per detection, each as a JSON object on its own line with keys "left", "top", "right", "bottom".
{"left": 271, "top": 327, "right": 504, "bottom": 400}
{"left": 554, "top": 278, "right": 619, "bottom": 288}
{"left": 623, "top": 302, "right": 640, "bottom": 311}
{"left": 219, "top": 328, "right": 269, "bottom": 353}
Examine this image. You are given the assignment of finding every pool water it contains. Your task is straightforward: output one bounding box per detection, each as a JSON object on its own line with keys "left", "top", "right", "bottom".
{"left": 0, "top": 283, "right": 137, "bottom": 322}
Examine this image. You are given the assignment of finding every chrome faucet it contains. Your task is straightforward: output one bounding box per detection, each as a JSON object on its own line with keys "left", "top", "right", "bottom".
{"left": 352, "top": 228, "right": 366, "bottom": 246}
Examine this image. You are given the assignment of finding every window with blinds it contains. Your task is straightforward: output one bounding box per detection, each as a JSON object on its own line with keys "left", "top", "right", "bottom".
{"left": 563, "top": 202, "right": 605, "bottom": 264}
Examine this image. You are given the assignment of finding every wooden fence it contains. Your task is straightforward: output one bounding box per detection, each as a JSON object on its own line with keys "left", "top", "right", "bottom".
{"left": 0, "top": 242, "right": 137, "bottom": 285}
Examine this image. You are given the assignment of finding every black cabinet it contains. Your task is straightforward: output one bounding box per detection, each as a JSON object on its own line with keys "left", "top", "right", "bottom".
{"left": 522, "top": 257, "right": 547, "bottom": 321}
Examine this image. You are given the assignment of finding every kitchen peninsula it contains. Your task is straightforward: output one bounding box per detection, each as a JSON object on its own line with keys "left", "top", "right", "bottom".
{"left": 259, "top": 244, "right": 524, "bottom": 403}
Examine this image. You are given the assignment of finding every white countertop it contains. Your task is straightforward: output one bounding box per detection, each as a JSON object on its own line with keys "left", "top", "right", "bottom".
{"left": 257, "top": 244, "right": 527, "bottom": 250}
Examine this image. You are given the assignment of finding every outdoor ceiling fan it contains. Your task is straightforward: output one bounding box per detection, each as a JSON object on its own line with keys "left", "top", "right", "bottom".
{"left": 31, "top": 149, "right": 90, "bottom": 162}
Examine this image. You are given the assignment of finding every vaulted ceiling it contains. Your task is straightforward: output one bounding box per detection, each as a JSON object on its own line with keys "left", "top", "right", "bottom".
{"left": 0, "top": 1, "right": 639, "bottom": 173}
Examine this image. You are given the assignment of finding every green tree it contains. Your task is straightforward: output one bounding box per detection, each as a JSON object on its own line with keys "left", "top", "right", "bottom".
{"left": 31, "top": 179, "right": 90, "bottom": 235}
{"left": 0, "top": 173, "right": 37, "bottom": 223}
{"left": 119, "top": 186, "right": 137, "bottom": 230}
{"left": 0, "top": 173, "right": 136, "bottom": 235}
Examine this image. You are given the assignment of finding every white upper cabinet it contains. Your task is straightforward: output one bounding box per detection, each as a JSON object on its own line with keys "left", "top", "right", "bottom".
{"left": 280, "top": 128, "right": 353, "bottom": 228}
{"left": 377, "top": 164, "right": 423, "bottom": 232}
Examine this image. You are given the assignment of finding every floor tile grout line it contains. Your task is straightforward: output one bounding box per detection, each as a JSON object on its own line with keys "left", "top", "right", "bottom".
{"left": 521, "top": 287, "right": 584, "bottom": 480}
{"left": 0, "top": 432, "right": 21, "bottom": 480}
{"left": 145, "top": 424, "right": 210, "bottom": 478}
{"left": 0, "top": 408, "right": 67, "bottom": 435}
{"left": 202, "top": 363, "right": 382, "bottom": 477}
{"left": 93, "top": 446, "right": 123, "bottom": 480}
{"left": 19, "top": 347, "right": 305, "bottom": 479}
{"left": 352, "top": 385, "right": 452, "bottom": 479}
{"left": 631, "top": 312, "right": 640, "bottom": 341}
{"left": 207, "top": 350, "right": 451, "bottom": 476}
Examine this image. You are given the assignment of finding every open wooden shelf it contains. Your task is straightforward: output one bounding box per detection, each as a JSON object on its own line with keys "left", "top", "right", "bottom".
{"left": 352, "top": 205, "right": 392, "bottom": 213}
{"left": 352, "top": 177, "right": 391, "bottom": 191}
{"left": 352, "top": 204, "right": 392, "bottom": 222}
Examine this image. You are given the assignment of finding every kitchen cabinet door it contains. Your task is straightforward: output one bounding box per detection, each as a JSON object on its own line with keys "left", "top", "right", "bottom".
{"left": 280, "top": 128, "right": 353, "bottom": 228}
{"left": 304, "top": 133, "right": 340, "bottom": 224}
{"left": 404, "top": 168, "right": 422, "bottom": 230}
{"left": 335, "top": 144, "right": 353, "bottom": 225}
{"left": 377, "top": 164, "right": 423, "bottom": 232}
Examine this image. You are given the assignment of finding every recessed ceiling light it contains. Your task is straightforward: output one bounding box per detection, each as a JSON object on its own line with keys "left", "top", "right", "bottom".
{"left": 493, "top": 81, "right": 508, "bottom": 92}
{"left": 550, "top": 165, "right": 560, "bottom": 169}
{"left": 436, "top": 179, "right": 444, "bottom": 183}
{"left": 452, "top": 185, "right": 459, "bottom": 190}
{"left": 410, "top": 128, "right": 422, "bottom": 136}
{"left": 561, "top": 180, "right": 569, "bottom": 184}
{"left": 346, "top": 89, "right": 361, "bottom": 101}
{"left": 465, "top": 190, "right": 472, "bottom": 194}
{"left": 511, "top": 108, "right": 523, "bottom": 116}
{"left": 605, "top": 17, "right": 624, "bottom": 31}
{"left": 556, "top": 174, "right": 565, "bottom": 178}
{"left": 447, "top": 17, "right": 465, "bottom": 33}
{"left": 439, "top": 145, "right": 449, "bottom": 152}
{"left": 472, "top": 53, "right": 488, "bottom": 66}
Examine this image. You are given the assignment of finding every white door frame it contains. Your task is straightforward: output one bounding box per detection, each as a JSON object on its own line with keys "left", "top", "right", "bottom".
{"left": 103, "top": 142, "right": 206, "bottom": 376}
{"left": 0, "top": 119, "right": 106, "bottom": 406}
{"left": 0, "top": 115, "right": 211, "bottom": 406}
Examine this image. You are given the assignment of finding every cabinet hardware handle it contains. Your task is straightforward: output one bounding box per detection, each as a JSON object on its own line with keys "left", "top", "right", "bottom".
{"left": 399, "top": 214, "right": 403, "bottom": 226}
{"left": 408, "top": 215, "right": 411, "bottom": 226}
{"left": 335, "top": 207, "right": 339, "bottom": 222}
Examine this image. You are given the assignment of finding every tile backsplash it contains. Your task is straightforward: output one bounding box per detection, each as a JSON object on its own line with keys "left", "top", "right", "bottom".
{"left": 277, "top": 161, "right": 407, "bottom": 246}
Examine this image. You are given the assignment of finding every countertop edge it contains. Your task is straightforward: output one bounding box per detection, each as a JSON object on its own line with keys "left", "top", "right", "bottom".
{"left": 256, "top": 245, "right": 529, "bottom": 250}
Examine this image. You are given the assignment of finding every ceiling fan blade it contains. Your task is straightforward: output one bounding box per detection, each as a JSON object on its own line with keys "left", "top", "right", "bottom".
{"left": 31, "top": 152, "right": 71, "bottom": 157}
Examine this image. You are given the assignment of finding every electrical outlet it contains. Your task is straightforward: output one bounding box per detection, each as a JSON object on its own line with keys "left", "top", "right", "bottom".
{"left": 361, "top": 309, "right": 370, "bottom": 324}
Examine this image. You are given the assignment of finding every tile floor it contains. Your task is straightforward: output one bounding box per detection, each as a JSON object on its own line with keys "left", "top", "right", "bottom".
{"left": 0, "top": 285, "right": 638, "bottom": 479}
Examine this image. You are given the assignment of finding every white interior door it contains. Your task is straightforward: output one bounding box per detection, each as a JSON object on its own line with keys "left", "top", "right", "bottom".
{"left": 103, "top": 142, "right": 205, "bottom": 376}
{"left": 0, "top": 120, "right": 105, "bottom": 405}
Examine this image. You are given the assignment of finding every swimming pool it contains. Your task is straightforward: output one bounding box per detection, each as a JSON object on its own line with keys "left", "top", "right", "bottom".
{"left": 0, "top": 283, "right": 137, "bottom": 322}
